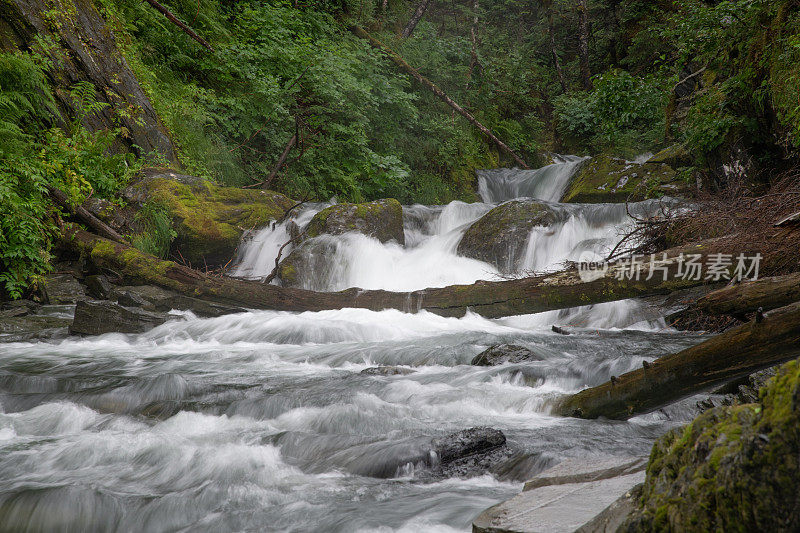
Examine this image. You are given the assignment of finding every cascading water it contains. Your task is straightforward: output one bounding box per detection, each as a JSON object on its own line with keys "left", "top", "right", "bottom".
{"left": 0, "top": 158, "right": 704, "bottom": 532}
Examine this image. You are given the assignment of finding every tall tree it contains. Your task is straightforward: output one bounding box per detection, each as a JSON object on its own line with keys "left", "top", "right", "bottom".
{"left": 467, "top": 0, "right": 481, "bottom": 82}
{"left": 577, "top": 0, "right": 593, "bottom": 90}
{"left": 402, "top": 0, "right": 435, "bottom": 38}
{"left": 544, "top": 0, "right": 567, "bottom": 93}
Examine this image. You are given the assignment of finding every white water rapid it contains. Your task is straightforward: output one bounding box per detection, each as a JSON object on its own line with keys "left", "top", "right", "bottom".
{"left": 0, "top": 159, "right": 705, "bottom": 532}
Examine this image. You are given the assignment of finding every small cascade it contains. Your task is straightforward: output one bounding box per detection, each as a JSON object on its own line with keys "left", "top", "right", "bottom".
{"left": 476, "top": 155, "right": 587, "bottom": 203}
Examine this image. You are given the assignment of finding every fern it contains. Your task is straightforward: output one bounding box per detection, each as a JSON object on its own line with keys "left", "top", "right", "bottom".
{"left": 0, "top": 52, "right": 57, "bottom": 155}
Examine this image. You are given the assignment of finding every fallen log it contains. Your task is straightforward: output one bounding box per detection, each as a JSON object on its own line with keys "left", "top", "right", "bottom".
{"left": 48, "top": 186, "right": 127, "bottom": 244}
{"left": 696, "top": 272, "right": 800, "bottom": 317}
{"left": 65, "top": 227, "right": 723, "bottom": 318}
{"left": 142, "top": 0, "right": 214, "bottom": 51}
{"left": 557, "top": 301, "right": 800, "bottom": 420}
{"left": 349, "top": 25, "right": 530, "bottom": 169}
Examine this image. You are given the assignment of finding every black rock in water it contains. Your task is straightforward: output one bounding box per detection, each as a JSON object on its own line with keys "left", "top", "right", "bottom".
{"left": 70, "top": 301, "right": 169, "bottom": 336}
{"left": 471, "top": 344, "right": 541, "bottom": 366}
{"left": 433, "top": 427, "right": 507, "bottom": 465}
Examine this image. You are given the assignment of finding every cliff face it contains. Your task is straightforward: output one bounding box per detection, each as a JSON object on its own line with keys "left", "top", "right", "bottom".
{"left": 622, "top": 358, "right": 800, "bottom": 531}
{"left": 0, "top": 0, "right": 176, "bottom": 162}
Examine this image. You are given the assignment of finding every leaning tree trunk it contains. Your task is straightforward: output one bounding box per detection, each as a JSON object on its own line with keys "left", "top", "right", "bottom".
{"left": 577, "top": 0, "right": 592, "bottom": 90}
{"left": 557, "top": 301, "right": 800, "bottom": 420}
{"left": 402, "top": 0, "right": 434, "bottom": 38}
{"left": 65, "top": 227, "right": 730, "bottom": 319}
{"left": 350, "top": 25, "right": 530, "bottom": 168}
{"left": 142, "top": 0, "right": 214, "bottom": 51}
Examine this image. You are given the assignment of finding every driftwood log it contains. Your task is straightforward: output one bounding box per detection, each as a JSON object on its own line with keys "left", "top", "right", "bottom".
{"left": 697, "top": 272, "right": 800, "bottom": 317}
{"left": 557, "top": 301, "right": 800, "bottom": 420}
{"left": 64, "top": 227, "right": 724, "bottom": 318}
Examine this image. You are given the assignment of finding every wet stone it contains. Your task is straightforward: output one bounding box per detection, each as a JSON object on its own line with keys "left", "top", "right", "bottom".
{"left": 472, "top": 344, "right": 542, "bottom": 366}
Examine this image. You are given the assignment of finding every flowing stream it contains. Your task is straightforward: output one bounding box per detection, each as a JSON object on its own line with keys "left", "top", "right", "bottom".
{"left": 0, "top": 159, "right": 705, "bottom": 532}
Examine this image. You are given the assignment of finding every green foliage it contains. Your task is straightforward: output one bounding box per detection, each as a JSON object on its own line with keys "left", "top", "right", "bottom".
{"left": 131, "top": 201, "right": 177, "bottom": 258}
{"left": 555, "top": 69, "right": 668, "bottom": 156}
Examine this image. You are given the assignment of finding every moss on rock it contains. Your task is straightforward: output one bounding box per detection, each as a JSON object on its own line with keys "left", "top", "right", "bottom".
{"left": 124, "top": 169, "right": 294, "bottom": 267}
{"left": 457, "top": 199, "right": 556, "bottom": 272}
{"left": 304, "top": 198, "right": 404, "bottom": 244}
{"left": 561, "top": 154, "right": 686, "bottom": 203}
{"left": 623, "top": 358, "right": 800, "bottom": 531}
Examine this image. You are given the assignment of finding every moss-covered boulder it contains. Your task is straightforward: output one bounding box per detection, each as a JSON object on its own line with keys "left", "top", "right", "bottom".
{"left": 649, "top": 144, "right": 693, "bottom": 169}
{"left": 304, "top": 199, "right": 405, "bottom": 244}
{"left": 457, "top": 199, "right": 556, "bottom": 272}
{"left": 561, "top": 155, "right": 686, "bottom": 203}
{"left": 622, "top": 358, "right": 800, "bottom": 531}
{"left": 124, "top": 170, "right": 294, "bottom": 268}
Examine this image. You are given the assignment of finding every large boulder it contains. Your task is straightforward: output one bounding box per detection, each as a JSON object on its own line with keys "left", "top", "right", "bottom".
{"left": 561, "top": 154, "right": 686, "bottom": 203}
{"left": 276, "top": 199, "right": 405, "bottom": 287}
{"left": 40, "top": 274, "right": 88, "bottom": 305}
{"left": 457, "top": 199, "right": 556, "bottom": 272}
{"left": 621, "top": 359, "right": 800, "bottom": 531}
{"left": 123, "top": 170, "right": 294, "bottom": 268}
{"left": 70, "top": 300, "right": 169, "bottom": 335}
{"left": 304, "top": 199, "right": 405, "bottom": 244}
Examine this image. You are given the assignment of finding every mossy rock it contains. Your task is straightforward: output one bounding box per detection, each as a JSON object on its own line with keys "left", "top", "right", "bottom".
{"left": 649, "top": 144, "right": 693, "bottom": 169}
{"left": 561, "top": 155, "right": 686, "bottom": 204}
{"left": 622, "top": 358, "right": 800, "bottom": 531}
{"left": 124, "top": 170, "right": 294, "bottom": 268}
{"left": 304, "top": 199, "right": 405, "bottom": 245}
{"left": 457, "top": 199, "right": 556, "bottom": 272}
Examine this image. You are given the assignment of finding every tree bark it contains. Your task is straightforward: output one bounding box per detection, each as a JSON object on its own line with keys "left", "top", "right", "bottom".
{"left": 402, "top": 0, "right": 434, "bottom": 38}
{"left": 696, "top": 272, "right": 800, "bottom": 317}
{"left": 65, "top": 227, "right": 727, "bottom": 319}
{"left": 350, "top": 25, "right": 530, "bottom": 169}
{"left": 48, "top": 186, "right": 127, "bottom": 244}
{"left": 577, "top": 0, "right": 592, "bottom": 90}
{"left": 142, "top": 0, "right": 214, "bottom": 51}
{"left": 263, "top": 133, "right": 297, "bottom": 189}
{"left": 467, "top": 0, "right": 481, "bottom": 82}
{"left": 557, "top": 301, "right": 800, "bottom": 420}
{"left": 546, "top": 3, "right": 567, "bottom": 93}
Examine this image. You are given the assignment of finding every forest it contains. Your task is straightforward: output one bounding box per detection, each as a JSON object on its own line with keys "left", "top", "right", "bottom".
{"left": 1, "top": 0, "right": 800, "bottom": 531}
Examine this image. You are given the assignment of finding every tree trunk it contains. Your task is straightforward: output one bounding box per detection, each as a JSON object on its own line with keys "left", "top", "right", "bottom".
{"left": 65, "top": 227, "right": 729, "bottom": 319}
{"left": 547, "top": 4, "right": 567, "bottom": 93}
{"left": 48, "top": 186, "right": 127, "bottom": 244}
{"left": 263, "top": 133, "right": 297, "bottom": 189}
{"left": 142, "top": 0, "right": 214, "bottom": 51}
{"left": 557, "top": 301, "right": 800, "bottom": 420}
{"left": 577, "top": 0, "right": 592, "bottom": 90}
{"left": 350, "top": 25, "right": 530, "bottom": 168}
{"left": 467, "top": 0, "right": 481, "bottom": 82}
{"left": 697, "top": 272, "right": 800, "bottom": 317}
{"left": 402, "top": 0, "right": 434, "bottom": 38}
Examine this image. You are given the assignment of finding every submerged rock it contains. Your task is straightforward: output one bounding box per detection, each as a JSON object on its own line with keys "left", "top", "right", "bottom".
{"left": 360, "top": 366, "right": 416, "bottom": 376}
{"left": 471, "top": 344, "right": 542, "bottom": 366}
{"left": 560, "top": 154, "right": 684, "bottom": 203}
{"left": 70, "top": 301, "right": 169, "bottom": 335}
{"left": 622, "top": 359, "right": 800, "bottom": 531}
{"left": 432, "top": 427, "right": 506, "bottom": 464}
{"left": 304, "top": 199, "right": 405, "bottom": 244}
{"left": 123, "top": 170, "right": 294, "bottom": 268}
{"left": 457, "top": 199, "right": 556, "bottom": 272}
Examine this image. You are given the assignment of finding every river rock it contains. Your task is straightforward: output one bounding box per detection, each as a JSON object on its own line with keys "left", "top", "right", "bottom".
{"left": 457, "top": 199, "right": 556, "bottom": 272}
{"left": 471, "top": 344, "right": 542, "bottom": 366}
{"left": 361, "top": 366, "right": 416, "bottom": 376}
{"left": 622, "top": 359, "right": 800, "bottom": 531}
{"left": 0, "top": 314, "right": 72, "bottom": 343}
{"left": 40, "top": 274, "right": 87, "bottom": 304}
{"left": 433, "top": 427, "right": 506, "bottom": 464}
{"left": 560, "top": 154, "right": 684, "bottom": 203}
{"left": 123, "top": 170, "right": 294, "bottom": 268}
{"left": 473, "top": 455, "right": 647, "bottom": 533}
{"left": 304, "top": 199, "right": 405, "bottom": 244}
{"left": 70, "top": 300, "right": 169, "bottom": 335}
{"left": 84, "top": 274, "right": 114, "bottom": 299}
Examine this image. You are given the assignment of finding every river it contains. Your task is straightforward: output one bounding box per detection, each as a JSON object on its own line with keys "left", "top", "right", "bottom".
{"left": 0, "top": 158, "right": 705, "bottom": 532}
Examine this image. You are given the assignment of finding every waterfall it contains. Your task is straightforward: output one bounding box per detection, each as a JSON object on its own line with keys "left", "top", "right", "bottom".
{"left": 476, "top": 155, "right": 586, "bottom": 203}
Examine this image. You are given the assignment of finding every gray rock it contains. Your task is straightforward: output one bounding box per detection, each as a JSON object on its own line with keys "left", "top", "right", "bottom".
{"left": 360, "top": 366, "right": 416, "bottom": 376}
{"left": 0, "top": 300, "right": 39, "bottom": 318}
{"left": 472, "top": 456, "right": 647, "bottom": 533}
{"left": 84, "top": 275, "right": 114, "bottom": 299}
{"left": 304, "top": 199, "right": 405, "bottom": 244}
{"left": 0, "top": 314, "right": 72, "bottom": 343}
{"left": 41, "top": 274, "right": 87, "bottom": 305}
{"left": 70, "top": 301, "right": 169, "bottom": 335}
{"left": 472, "top": 344, "right": 541, "bottom": 366}
{"left": 433, "top": 427, "right": 506, "bottom": 464}
{"left": 458, "top": 199, "right": 556, "bottom": 272}
{"left": 576, "top": 484, "right": 643, "bottom": 533}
